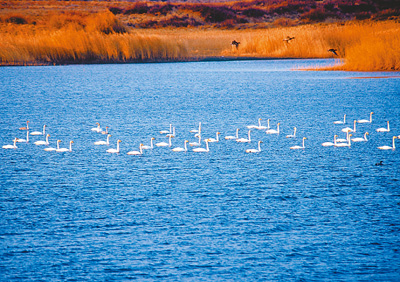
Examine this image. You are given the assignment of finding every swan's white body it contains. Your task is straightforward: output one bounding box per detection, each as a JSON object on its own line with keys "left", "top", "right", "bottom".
{"left": 190, "top": 136, "right": 201, "bottom": 146}
{"left": 336, "top": 131, "right": 350, "bottom": 143}
{"left": 246, "top": 141, "right": 262, "bottom": 153}
{"left": 357, "top": 112, "right": 373, "bottom": 124}
{"left": 322, "top": 135, "right": 338, "bottom": 147}
{"left": 236, "top": 130, "right": 251, "bottom": 143}
{"left": 190, "top": 122, "right": 201, "bottom": 133}
{"left": 31, "top": 125, "right": 46, "bottom": 136}
{"left": 290, "top": 137, "right": 306, "bottom": 149}
{"left": 142, "top": 138, "right": 155, "bottom": 150}
{"left": 19, "top": 121, "right": 29, "bottom": 130}
{"left": 16, "top": 130, "right": 29, "bottom": 143}
{"left": 376, "top": 121, "right": 390, "bottom": 132}
{"left": 160, "top": 124, "right": 172, "bottom": 134}
{"left": 286, "top": 127, "right": 297, "bottom": 138}
{"left": 127, "top": 144, "right": 143, "bottom": 155}
{"left": 56, "top": 140, "right": 73, "bottom": 152}
{"left": 225, "top": 128, "right": 239, "bottom": 140}
{"left": 335, "top": 135, "right": 352, "bottom": 147}
{"left": 156, "top": 135, "right": 172, "bottom": 147}
{"left": 378, "top": 136, "right": 397, "bottom": 150}
{"left": 266, "top": 123, "right": 280, "bottom": 134}
{"left": 3, "top": 138, "right": 18, "bottom": 149}
{"left": 107, "top": 140, "right": 121, "bottom": 153}
{"left": 193, "top": 140, "right": 209, "bottom": 152}
{"left": 35, "top": 134, "right": 50, "bottom": 145}
{"left": 172, "top": 140, "right": 188, "bottom": 152}
{"left": 91, "top": 122, "right": 102, "bottom": 133}
{"left": 206, "top": 132, "right": 220, "bottom": 143}
{"left": 334, "top": 114, "right": 346, "bottom": 124}
{"left": 351, "top": 132, "right": 369, "bottom": 142}
{"left": 247, "top": 118, "right": 265, "bottom": 129}
{"left": 342, "top": 120, "right": 357, "bottom": 133}
{"left": 94, "top": 134, "right": 111, "bottom": 145}
{"left": 44, "top": 140, "right": 58, "bottom": 151}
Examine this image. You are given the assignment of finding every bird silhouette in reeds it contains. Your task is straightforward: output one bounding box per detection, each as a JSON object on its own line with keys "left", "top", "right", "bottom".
{"left": 283, "top": 36, "right": 295, "bottom": 43}
{"left": 328, "top": 48, "right": 338, "bottom": 56}
{"left": 231, "top": 40, "right": 240, "bottom": 50}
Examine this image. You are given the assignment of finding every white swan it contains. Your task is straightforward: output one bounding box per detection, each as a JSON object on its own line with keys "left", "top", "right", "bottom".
{"left": 16, "top": 130, "right": 29, "bottom": 143}
{"left": 91, "top": 122, "right": 102, "bottom": 133}
{"left": 334, "top": 114, "right": 346, "bottom": 124}
{"left": 160, "top": 124, "right": 172, "bottom": 134}
{"left": 190, "top": 136, "right": 201, "bottom": 146}
{"left": 322, "top": 135, "right": 338, "bottom": 147}
{"left": 94, "top": 134, "right": 111, "bottom": 145}
{"left": 155, "top": 135, "right": 173, "bottom": 147}
{"left": 378, "top": 136, "right": 397, "bottom": 150}
{"left": 351, "top": 132, "right": 369, "bottom": 142}
{"left": 107, "top": 140, "right": 121, "bottom": 153}
{"left": 266, "top": 123, "right": 280, "bottom": 134}
{"left": 206, "top": 132, "right": 221, "bottom": 143}
{"left": 246, "top": 141, "right": 262, "bottom": 153}
{"left": 3, "top": 138, "right": 18, "bottom": 149}
{"left": 44, "top": 140, "right": 59, "bottom": 151}
{"left": 336, "top": 131, "right": 350, "bottom": 143}
{"left": 236, "top": 130, "right": 251, "bottom": 143}
{"left": 35, "top": 134, "right": 50, "bottom": 145}
{"left": 376, "top": 121, "right": 390, "bottom": 132}
{"left": 31, "top": 125, "right": 46, "bottom": 136}
{"left": 225, "top": 128, "right": 239, "bottom": 140}
{"left": 190, "top": 122, "right": 201, "bottom": 133}
{"left": 56, "top": 141, "right": 73, "bottom": 152}
{"left": 358, "top": 112, "right": 373, "bottom": 123}
{"left": 290, "top": 137, "right": 306, "bottom": 149}
{"left": 166, "top": 127, "right": 176, "bottom": 138}
{"left": 342, "top": 120, "right": 357, "bottom": 133}
{"left": 101, "top": 126, "right": 109, "bottom": 135}
{"left": 172, "top": 140, "right": 188, "bottom": 152}
{"left": 286, "top": 127, "right": 297, "bottom": 138}
{"left": 19, "top": 121, "right": 29, "bottom": 130}
{"left": 127, "top": 144, "right": 143, "bottom": 155}
{"left": 247, "top": 118, "right": 261, "bottom": 129}
{"left": 335, "top": 134, "right": 352, "bottom": 147}
{"left": 142, "top": 137, "right": 155, "bottom": 149}
{"left": 193, "top": 140, "right": 210, "bottom": 152}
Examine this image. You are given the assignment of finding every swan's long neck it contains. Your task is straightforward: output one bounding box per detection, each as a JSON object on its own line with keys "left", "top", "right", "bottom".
{"left": 353, "top": 120, "right": 356, "bottom": 132}
{"left": 293, "top": 128, "right": 296, "bottom": 136}
{"left": 346, "top": 131, "right": 350, "bottom": 140}
{"left": 216, "top": 133, "right": 219, "bottom": 141}
{"left": 69, "top": 142, "right": 73, "bottom": 152}
{"left": 205, "top": 141, "right": 209, "bottom": 151}
{"left": 334, "top": 135, "right": 337, "bottom": 145}
{"left": 370, "top": 113, "right": 373, "bottom": 122}
{"left": 248, "top": 130, "right": 251, "bottom": 141}
{"left": 393, "top": 137, "right": 396, "bottom": 149}
{"left": 168, "top": 136, "right": 172, "bottom": 146}
{"left": 302, "top": 138, "right": 306, "bottom": 148}
{"left": 43, "top": 125, "right": 46, "bottom": 135}
{"left": 387, "top": 121, "right": 390, "bottom": 131}
{"left": 26, "top": 131, "right": 29, "bottom": 142}
{"left": 258, "top": 141, "right": 261, "bottom": 151}
{"left": 258, "top": 119, "right": 262, "bottom": 127}
{"left": 150, "top": 138, "right": 153, "bottom": 148}
{"left": 267, "top": 119, "right": 270, "bottom": 129}
{"left": 13, "top": 139, "right": 17, "bottom": 147}
{"left": 117, "top": 141, "right": 120, "bottom": 152}
{"left": 45, "top": 135, "right": 49, "bottom": 144}
{"left": 277, "top": 124, "right": 280, "bottom": 133}
{"left": 57, "top": 141, "right": 60, "bottom": 150}
{"left": 184, "top": 141, "right": 187, "bottom": 151}
{"left": 107, "top": 135, "right": 110, "bottom": 144}
{"left": 236, "top": 129, "right": 239, "bottom": 138}
{"left": 364, "top": 133, "right": 368, "bottom": 141}
{"left": 140, "top": 144, "right": 143, "bottom": 154}
{"left": 343, "top": 114, "right": 346, "bottom": 123}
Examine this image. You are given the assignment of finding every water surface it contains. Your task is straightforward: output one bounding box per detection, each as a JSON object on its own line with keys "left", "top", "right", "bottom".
{"left": 1, "top": 59, "right": 400, "bottom": 281}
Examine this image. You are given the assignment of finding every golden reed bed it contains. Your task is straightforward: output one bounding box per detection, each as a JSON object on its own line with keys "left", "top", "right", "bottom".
{"left": 0, "top": 10, "right": 399, "bottom": 71}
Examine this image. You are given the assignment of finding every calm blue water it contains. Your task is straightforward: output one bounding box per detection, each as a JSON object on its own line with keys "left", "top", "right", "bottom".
{"left": 1, "top": 59, "right": 400, "bottom": 281}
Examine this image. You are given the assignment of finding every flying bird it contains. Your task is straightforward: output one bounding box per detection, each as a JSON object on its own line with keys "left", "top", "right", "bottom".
{"left": 231, "top": 40, "right": 240, "bottom": 49}
{"left": 328, "top": 48, "right": 338, "bottom": 56}
{"left": 283, "top": 36, "right": 295, "bottom": 43}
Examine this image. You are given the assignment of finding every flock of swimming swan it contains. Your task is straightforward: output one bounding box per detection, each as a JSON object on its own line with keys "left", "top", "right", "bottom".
{"left": 2, "top": 112, "right": 398, "bottom": 154}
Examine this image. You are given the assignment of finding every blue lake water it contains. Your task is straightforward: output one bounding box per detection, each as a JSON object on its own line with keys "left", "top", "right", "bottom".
{"left": 1, "top": 59, "right": 400, "bottom": 281}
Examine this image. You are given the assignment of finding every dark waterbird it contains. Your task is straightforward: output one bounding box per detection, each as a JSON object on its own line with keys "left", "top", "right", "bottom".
{"left": 328, "top": 48, "right": 338, "bottom": 56}
{"left": 231, "top": 40, "right": 240, "bottom": 49}
{"left": 283, "top": 36, "right": 295, "bottom": 43}
{"left": 375, "top": 161, "right": 383, "bottom": 166}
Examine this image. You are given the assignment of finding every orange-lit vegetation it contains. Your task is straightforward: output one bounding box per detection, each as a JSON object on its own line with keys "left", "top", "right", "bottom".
{"left": 0, "top": 0, "right": 399, "bottom": 70}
